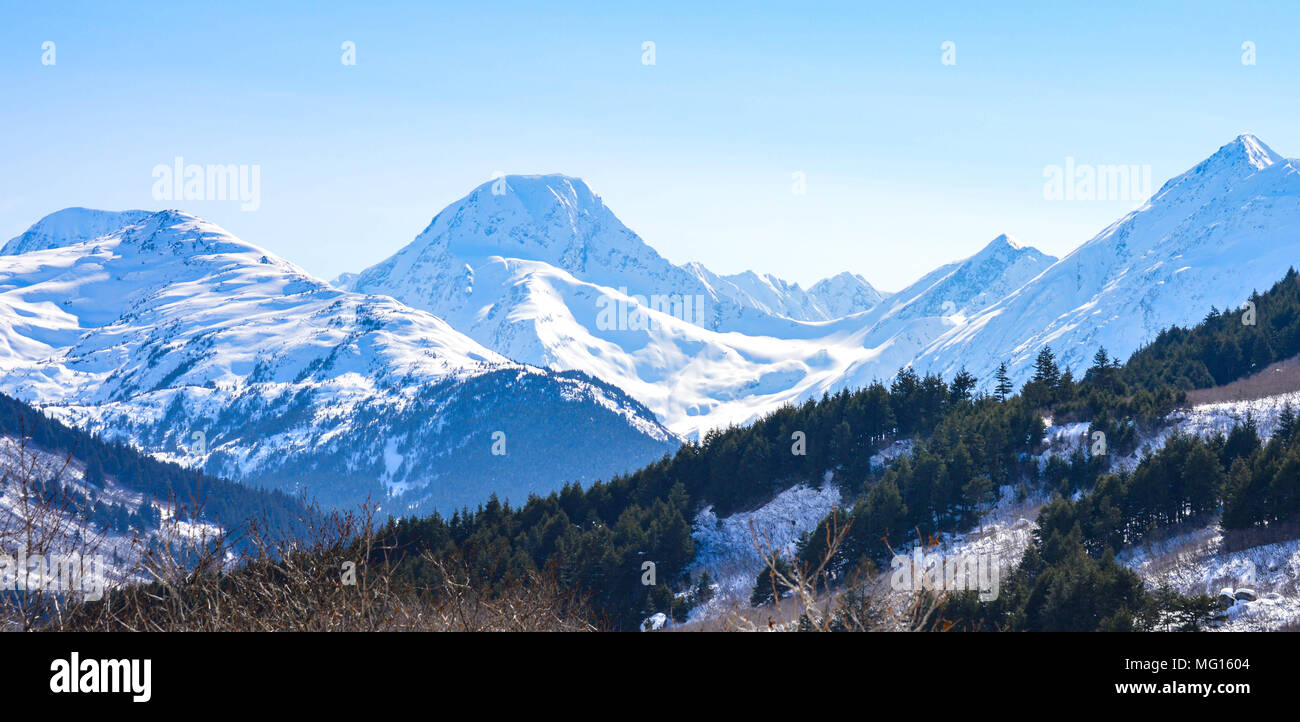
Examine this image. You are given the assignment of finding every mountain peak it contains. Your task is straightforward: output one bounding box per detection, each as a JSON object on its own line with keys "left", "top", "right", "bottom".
{"left": 970, "top": 233, "right": 1048, "bottom": 265}
{"left": 879, "top": 234, "right": 1055, "bottom": 322}
{"left": 466, "top": 174, "right": 603, "bottom": 222}
{"left": 1152, "top": 133, "right": 1285, "bottom": 204}
{"left": 808, "top": 271, "right": 885, "bottom": 317}
{"left": 3, "top": 207, "right": 153, "bottom": 255}
{"left": 1214, "top": 133, "right": 1282, "bottom": 171}
{"left": 987, "top": 233, "right": 1022, "bottom": 251}
{"left": 821, "top": 270, "right": 870, "bottom": 284}
{"left": 377, "top": 172, "right": 668, "bottom": 288}
{"left": 1, "top": 208, "right": 227, "bottom": 258}
{"left": 4, "top": 207, "right": 290, "bottom": 272}
{"left": 110, "top": 210, "right": 288, "bottom": 264}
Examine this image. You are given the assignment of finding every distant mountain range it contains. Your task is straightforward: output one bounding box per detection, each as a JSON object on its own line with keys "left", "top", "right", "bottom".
{"left": 911, "top": 134, "right": 1300, "bottom": 386}
{"left": 1, "top": 133, "right": 1294, "bottom": 510}
{"left": 349, "top": 134, "right": 1296, "bottom": 438}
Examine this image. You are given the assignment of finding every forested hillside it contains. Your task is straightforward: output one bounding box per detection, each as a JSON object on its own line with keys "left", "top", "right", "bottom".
{"left": 1121, "top": 267, "right": 1300, "bottom": 391}
{"left": 0, "top": 392, "right": 309, "bottom": 541}
{"left": 373, "top": 268, "right": 1300, "bottom": 630}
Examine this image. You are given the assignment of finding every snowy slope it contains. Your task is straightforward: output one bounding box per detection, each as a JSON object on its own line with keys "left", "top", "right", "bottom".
{"left": 0, "top": 207, "right": 153, "bottom": 256}
{"left": 808, "top": 272, "right": 888, "bottom": 320}
{"left": 348, "top": 136, "right": 1299, "bottom": 439}
{"left": 682, "top": 264, "right": 885, "bottom": 322}
{"left": 0, "top": 210, "right": 677, "bottom": 512}
{"left": 349, "top": 176, "right": 1052, "bottom": 438}
{"left": 0, "top": 428, "right": 224, "bottom": 597}
{"left": 915, "top": 134, "right": 1300, "bottom": 388}
{"left": 684, "top": 480, "right": 841, "bottom": 618}
{"left": 349, "top": 174, "right": 875, "bottom": 334}
{"left": 834, "top": 233, "right": 1057, "bottom": 391}
{"left": 1112, "top": 390, "right": 1300, "bottom": 631}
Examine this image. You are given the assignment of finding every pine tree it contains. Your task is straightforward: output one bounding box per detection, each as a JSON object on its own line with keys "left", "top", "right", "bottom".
{"left": 950, "top": 368, "right": 977, "bottom": 403}
{"left": 1279, "top": 403, "right": 1296, "bottom": 446}
{"left": 693, "top": 571, "right": 715, "bottom": 606}
{"left": 1032, "top": 346, "right": 1060, "bottom": 388}
{"left": 994, "top": 363, "right": 1013, "bottom": 401}
{"left": 83, "top": 456, "right": 105, "bottom": 488}
{"left": 962, "top": 474, "right": 996, "bottom": 531}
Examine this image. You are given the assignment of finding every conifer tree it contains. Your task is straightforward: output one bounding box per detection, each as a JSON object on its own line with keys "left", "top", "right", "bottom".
{"left": 1279, "top": 403, "right": 1296, "bottom": 446}
{"left": 994, "top": 363, "right": 1013, "bottom": 401}
{"left": 950, "top": 368, "right": 977, "bottom": 403}
{"left": 1032, "top": 346, "right": 1060, "bottom": 388}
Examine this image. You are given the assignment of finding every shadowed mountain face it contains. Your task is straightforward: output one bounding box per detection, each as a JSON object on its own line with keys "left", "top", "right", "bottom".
{"left": 0, "top": 210, "right": 677, "bottom": 513}
{"left": 2, "top": 134, "right": 1292, "bottom": 507}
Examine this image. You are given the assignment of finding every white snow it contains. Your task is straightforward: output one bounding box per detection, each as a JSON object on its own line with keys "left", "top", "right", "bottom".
{"left": 348, "top": 138, "right": 1300, "bottom": 443}
{"left": 914, "top": 134, "right": 1300, "bottom": 392}
{"left": 0, "top": 209, "right": 674, "bottom": 509}
{"left": 1121, "top": 523, "right": 1300, "bottom": 631}
{"left": 683, "top": 482, "right": 842, "bottom": 621}
{"left": 349, "top": 176, "right": 1057, "bottom": 439}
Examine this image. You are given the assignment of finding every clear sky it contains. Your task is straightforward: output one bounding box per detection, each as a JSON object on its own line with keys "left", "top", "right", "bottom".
{"left": 3, "top": 0, "right": 1299, "bottom": 291}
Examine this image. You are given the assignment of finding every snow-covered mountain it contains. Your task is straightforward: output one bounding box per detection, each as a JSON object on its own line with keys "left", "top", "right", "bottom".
{"left": 1, "top": 207, "right": 153, "bottom": 256}
{"left": 912, "top": 134, "right": 1300, "bottom": 386}
{"left": 348, "top": 136, "right": 1296, "bottom": 436}
{"left": 0, "top": 210, "right": 677, "bottom": 513}
{"left": 867, "top": 234, "right": 1053, "bottom": 323}
{"left": 833, "top": 233, "right": 1057, "bottom": 390}
{"left": 807, "top": 272, "right": 888, "bottom": 320}
{"left": 345, "top": 174, "right": 880, "bottom": 333}
{"left": 349, "top": 175, "right": 1054, "bottom": 437}
{"left": 8, "top": 134, "right": 1289, "bottom": 485}
{"left": 680, "top": 264, "right": 885, "bottom": 322}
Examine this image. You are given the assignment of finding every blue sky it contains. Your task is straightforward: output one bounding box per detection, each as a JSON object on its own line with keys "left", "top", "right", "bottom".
{"left": 2, "top": 0, "right": 1298, "bottom": 290}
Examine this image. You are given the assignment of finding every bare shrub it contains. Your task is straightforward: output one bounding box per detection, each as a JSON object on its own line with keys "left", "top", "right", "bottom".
{"left": 726, "top": 510, "right": 946, "bottom": 632}
{"left": 1186, "top": 354, "right": 1300, "bottom": 405}
{"left": 1, "top": 419, "right": 595, "bottom": 632}
{"left": 0, "top": 424, "right": 108, "bottom": 631}
{"left": 1222, "top": 518, "right": 1300, "bottom": 553}
{"left": 46, "top": 504, "right": 597, "bottom": 632}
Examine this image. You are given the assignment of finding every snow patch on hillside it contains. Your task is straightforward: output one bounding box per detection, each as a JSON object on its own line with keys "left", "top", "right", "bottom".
{"left": 684, "top": 480, "right": 841, "bottom": 620}
{"left": 1121, "top": 524, "right": 1300, "bottom": 631}
{"left": 1169, "top": 391, "right": 1300, "bottom": 440}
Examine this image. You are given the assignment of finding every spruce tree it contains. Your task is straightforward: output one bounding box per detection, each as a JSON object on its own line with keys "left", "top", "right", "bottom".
{"left": 950, "top": 368, "right": 977, "bottom": 403}
{"left": 1279, "top": 403, "right": 1296, "bottom": 446}
{"left": 994, "top": 363, "right": 1013, "bottom": 401}
{"left": 1032, "top": 346, "right": 1060, "bottom": 388}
